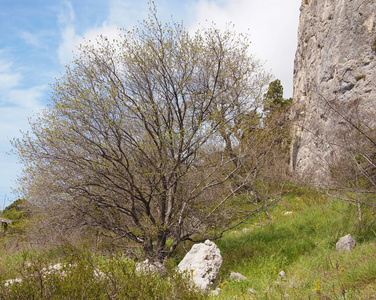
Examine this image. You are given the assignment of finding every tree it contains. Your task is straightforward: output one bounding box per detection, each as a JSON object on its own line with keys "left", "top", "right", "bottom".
{"left": 263, "top": 79, "right": 292, "bottom": 113}
{"left": 260, "top": 80, "right": 293, "bottom": 177}
{"left": 13, "top": 7, "right": 273, "bottom": 261}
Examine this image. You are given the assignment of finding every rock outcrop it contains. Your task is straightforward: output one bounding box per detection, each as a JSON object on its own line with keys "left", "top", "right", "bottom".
{"left": 178, "top": 240, "right": 222, "bottom": 291}
{"left": 291, "top": 0, "right": 376, "bottom": 182}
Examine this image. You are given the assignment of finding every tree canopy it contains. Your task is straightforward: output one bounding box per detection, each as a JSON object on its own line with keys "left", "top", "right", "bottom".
{"left": 13, "top": 7, "right": 277, "bottom": 261}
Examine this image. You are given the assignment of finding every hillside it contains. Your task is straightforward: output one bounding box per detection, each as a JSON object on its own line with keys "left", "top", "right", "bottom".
{"left": 0, "top": 190, "right": 375, "bottom": 299}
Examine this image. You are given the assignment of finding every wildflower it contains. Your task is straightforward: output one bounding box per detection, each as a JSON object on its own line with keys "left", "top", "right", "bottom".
{"left": 314, "top": 280, "right": 321, "bottom": 292}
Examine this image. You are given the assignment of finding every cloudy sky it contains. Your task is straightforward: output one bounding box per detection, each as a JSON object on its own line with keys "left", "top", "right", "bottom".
{"left": 0, "top": 0, "right": 301, "bottom": 207}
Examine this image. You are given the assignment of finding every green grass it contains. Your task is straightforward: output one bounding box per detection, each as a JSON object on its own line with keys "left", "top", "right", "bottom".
{"left": 212, "top": 193, "right": 376, "bottom": 299}
{"left": 0, "top": 191, "right": 376, "bottom": 299}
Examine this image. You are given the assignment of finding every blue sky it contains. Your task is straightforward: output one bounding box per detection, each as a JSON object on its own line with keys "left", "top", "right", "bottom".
{"left": 0, "top": 0, "right": 300, "bottom": 207}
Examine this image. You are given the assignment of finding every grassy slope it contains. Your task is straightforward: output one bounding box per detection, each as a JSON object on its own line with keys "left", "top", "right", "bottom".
{"left": 212, "top": 193, "right": 376, "bottom": 299}
{"left": 0, "top": 192, "right": 375, "bottom": 299}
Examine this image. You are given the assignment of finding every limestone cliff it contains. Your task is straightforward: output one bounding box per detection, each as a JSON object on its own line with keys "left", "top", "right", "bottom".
{"left": 291, "top": 0, "right": 376, "bottom": 182}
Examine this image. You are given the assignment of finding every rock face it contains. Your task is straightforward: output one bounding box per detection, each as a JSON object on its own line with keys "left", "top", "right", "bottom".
{"left": 291, "top": 0, "right": 376, "bottom": 182}
{"left": 178, "top": 240, "right": 222, "bottom": 291}
{"left": 336, "top": 234, "right": 356, "bottom": 251}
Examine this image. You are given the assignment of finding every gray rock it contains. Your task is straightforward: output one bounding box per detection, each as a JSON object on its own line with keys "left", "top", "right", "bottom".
{"left": 336, "top": 234, "right": 356, "bottom": 251}
{"left": 290, "top": 0, "right": 376, "bottom": 183}
{"left": 248, "top": 288, "right": 258, "bottom": 294}
{"left": 178, "top": 240, "right": 222, "bottom": 291}
{"left": 230, "top": 272, "right": 247, "bottom": 281}
{"left": 278, "top": 270, "right": 287, "bottom": 281}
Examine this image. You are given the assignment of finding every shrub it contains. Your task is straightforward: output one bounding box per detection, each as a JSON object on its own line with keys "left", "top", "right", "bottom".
{"left": 0, "top": 249, "right": 204, "bottom": 299}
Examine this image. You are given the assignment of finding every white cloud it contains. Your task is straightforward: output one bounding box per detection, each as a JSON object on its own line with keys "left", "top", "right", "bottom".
{"left": 57, "top": 1, "right": 123, "bottom": 66}
{"left": 0, "top": 61, "right": 13, "bottom": 72}
{"left": 0, "top": 73, "right": 22, "bottom": 91}
{"left": 0, "top": 85, "right": 47, "bottom": 145}
{"left": 20, "top": 31, "right": 42, "bottom": 48}
{"left": 0, "top": 81, "right": 46, "bottom": 205}
{"left": 58, "top": 23, "right": 123, "bottom": 66}
{"left": 190, "top": 0, "right": 301, "bottom": 97}
{"left": 58, "top": 25, "right": 80, "bottom": 65}
{"left": 0, "top": 61, "right": 22, "bottom": 91}
{"left": 58, "top": 0, "right": 75, "bottom": 25}
{"left": 0, "top": 84, "right": 47, "bottom": 204}
{"left": 108, "top": 0, "right": 148, "bottom": 28}
{"left": 8, "top": 85, "right": 47, "bottom": 109}
{"left": 0, "top": 52, "right": 47, "bottom": 143}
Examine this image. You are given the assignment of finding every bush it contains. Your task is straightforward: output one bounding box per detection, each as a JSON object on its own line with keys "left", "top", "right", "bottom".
{"left": 0, "top": 248, "right": 204, "bottom": 299}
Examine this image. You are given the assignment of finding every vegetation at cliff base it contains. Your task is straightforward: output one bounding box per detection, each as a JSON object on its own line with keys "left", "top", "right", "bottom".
{"left": 1, "top": 190, "right": 376, "bottom": 299}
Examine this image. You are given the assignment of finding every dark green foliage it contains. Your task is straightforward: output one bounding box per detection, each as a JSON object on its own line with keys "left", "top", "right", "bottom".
{"left": 259, "top": 79, "right": 293, "bottom": 173}
{"left": 264, "top": 79, "right": 284, "bottom": 106}
{"left": 262, "top": 79, "right": 292, "bottom": 119}
{"left": 263, "top": 79, "right": 292, "bottom": 114}
{"left": 3, "top": 199, "right": 26, "bottom": 213}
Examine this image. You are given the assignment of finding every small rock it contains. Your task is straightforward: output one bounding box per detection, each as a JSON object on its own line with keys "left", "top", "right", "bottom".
{"left": 278, "top": 270, "right": 287, "bottom": 281}
{"left": 336, "top": 234, "right": 356, "bottom": 251}
{"left": 248, "top": 288, "right": 258, "bottom": 294}
{"left": 211, "top": 287, "right": 221, "bottom": 296}
{"left": 230, "top": 272, "right": 247, "bottom": 281}
{"left": 284, "top": 211, "right": 293, "bottom": 215}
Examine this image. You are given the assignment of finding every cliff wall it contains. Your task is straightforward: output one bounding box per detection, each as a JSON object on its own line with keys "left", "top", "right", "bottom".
{"left": 291, "top": 0, "right": 376, "bottom": 182}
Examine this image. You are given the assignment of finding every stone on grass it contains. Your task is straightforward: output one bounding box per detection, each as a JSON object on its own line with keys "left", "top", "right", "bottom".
{"left": 336, "top": 234, "right": 356, "bottom": 251}
{"left": 278, "top": 270, "right": 287, "bottom": 281}
{"left": 230, "top": 272, "right": 247, "bottom": 281}
{"left": 211, "top": 287, "right": 221, "bottom": 296}
{"left": 178, "top": 240, "right": 222, "bottom": 291}
{"left": 248, "top": 288, "right": 258, "bottom": 295}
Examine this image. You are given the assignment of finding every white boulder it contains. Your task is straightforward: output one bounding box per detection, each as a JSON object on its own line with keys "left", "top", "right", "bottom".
{"left": 178, "top": 240, "right": 222, "bottom": 290}
{"left": 336, "top": 234, "right": 356, "bottom": 251}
